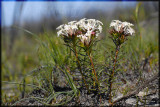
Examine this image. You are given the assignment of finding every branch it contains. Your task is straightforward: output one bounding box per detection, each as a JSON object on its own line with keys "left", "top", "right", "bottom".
{"left": 109, "top": 72, "right": 159, "bottom": 106}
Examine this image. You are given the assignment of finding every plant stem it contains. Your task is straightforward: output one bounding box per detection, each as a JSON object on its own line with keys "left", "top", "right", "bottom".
{"left": 108, "top": 45, "right": 120, "bottom": 104}
{"left": 87, "top": 51, "right": 99, "bottom": 88}
{"left": 73, "top": 45, "right": 89, "bottom": 91}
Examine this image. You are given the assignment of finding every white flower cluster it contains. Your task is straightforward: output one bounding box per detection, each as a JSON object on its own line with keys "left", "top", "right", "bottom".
{"left": 77, "top": 18, "right": 103, "bottom": 45}
{"left": 56, "top": 18, "right": 103, "bottom": 45}
{"left": 110, "top": 20, "right": 135, "bottom": 35}
{"left": 56, "top": 21, "right": 78, "bottom": 37}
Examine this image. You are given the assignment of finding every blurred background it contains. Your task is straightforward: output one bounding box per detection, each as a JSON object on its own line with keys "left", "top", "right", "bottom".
{"left": 1, "top": 1, "right": 159, "bottom": 104}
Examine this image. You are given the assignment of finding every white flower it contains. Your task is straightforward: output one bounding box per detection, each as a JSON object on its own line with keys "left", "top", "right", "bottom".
{"left": 56, "top": 24, "right": 64, "bottom": 30}
{"left": 57, "top": 30, "right": 62, "bottom": 37}
{"left": 122, "top": 21, "right": 134, "bottom": 27}
{"left": 123, "top": 26, "right": 135, "bottom": 35}
{"left": 68, "top": 21, "right": 77, "bottom": 25}
{"left": 77, "top": 19, "right": 103, "bottom": 45}
{"left": 110, "top": 20, "right": 122, "bottom": 27}
{"left": 78, "top": 34, "right": 91, "bottom": 45}
{"left": 79, "top": 19, "right": 102, "bottom": 33}
{"left": 122, "top": 22, "right": 135, "bottom": 35}
{"left": 110, "top": 20, "right": 122, "bottom": 31}
{"left": 79, "top": 18, "right": 87, "bottom": 24}
{"left": 96, "top": 20, "right": 103, "bottom": 25}
{"left": 98, "top": 25, "right": 102, "bottom": 33}
{"left": 56, "top": 21, "right": 78, "bottom": 37}
{"left": 110, "top": 20, "right": 135, "bottom": 36}
{"left": 64, "top": 24, "right": 71, "bottom": 31}
{"left": 77, "top": 30, "right": 93, "bottom": 45}
{"left": 56, "top": 18, "right": 103, "bottom": 45}
{"left": 85, "top": 30, "right": 92, "bottom": 40}
{"left": 57, "top": 30, "right": 68, "bottom": 37}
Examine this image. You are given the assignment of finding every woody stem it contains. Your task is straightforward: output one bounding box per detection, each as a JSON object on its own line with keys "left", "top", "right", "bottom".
{"left": 73, "top": 44, "right": 89, "bottom": 91}
{"left": 87, "top": 51, "right": 99, "bottom": 88}
{"left": 108, "top": 45, "right": 120, "bottom": 104}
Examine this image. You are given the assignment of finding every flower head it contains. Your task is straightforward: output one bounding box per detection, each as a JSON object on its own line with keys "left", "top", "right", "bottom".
{"left": 56, "top": 21, "right": 78, "bottom": 37}
{"left": 110, "top": 20, "right": 135, "bottom": 36}
{"left": 77, "top": 18, "right": 103, "bottom": 46}
{"left": 56, "top": 18, "right": 103, "bottom": 46}
{"left": 109, "top": 20, "right": 135, "bottom": 46}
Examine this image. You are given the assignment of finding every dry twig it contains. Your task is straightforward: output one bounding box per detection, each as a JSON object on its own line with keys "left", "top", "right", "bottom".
{"left": 109, "top": 72, "right": 159, "bottom": 106}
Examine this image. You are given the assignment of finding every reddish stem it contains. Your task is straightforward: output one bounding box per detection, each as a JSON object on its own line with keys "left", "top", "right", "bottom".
{"left": 87, "top": 51, "right": 99, "bottom": 88}
{"left": 108, "top": 46, "right": 120, "bottom": 104}
{"left": 74, "top": 45, "right": 89, "bottom": 91}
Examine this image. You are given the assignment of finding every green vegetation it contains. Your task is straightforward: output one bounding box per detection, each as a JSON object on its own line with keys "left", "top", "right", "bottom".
{"left": 1, "top": 3, "right": 158, "bottom": 106}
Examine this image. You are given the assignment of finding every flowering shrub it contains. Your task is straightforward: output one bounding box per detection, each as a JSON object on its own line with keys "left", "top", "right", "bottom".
{"left": 56, "top": 18, "right": 103, "bottom": 91}
{"left": 108, "top": 20, "right": 135, "bottom": 104}
{"left": 56, "top": 18, "right": 135, "bottom": 104}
